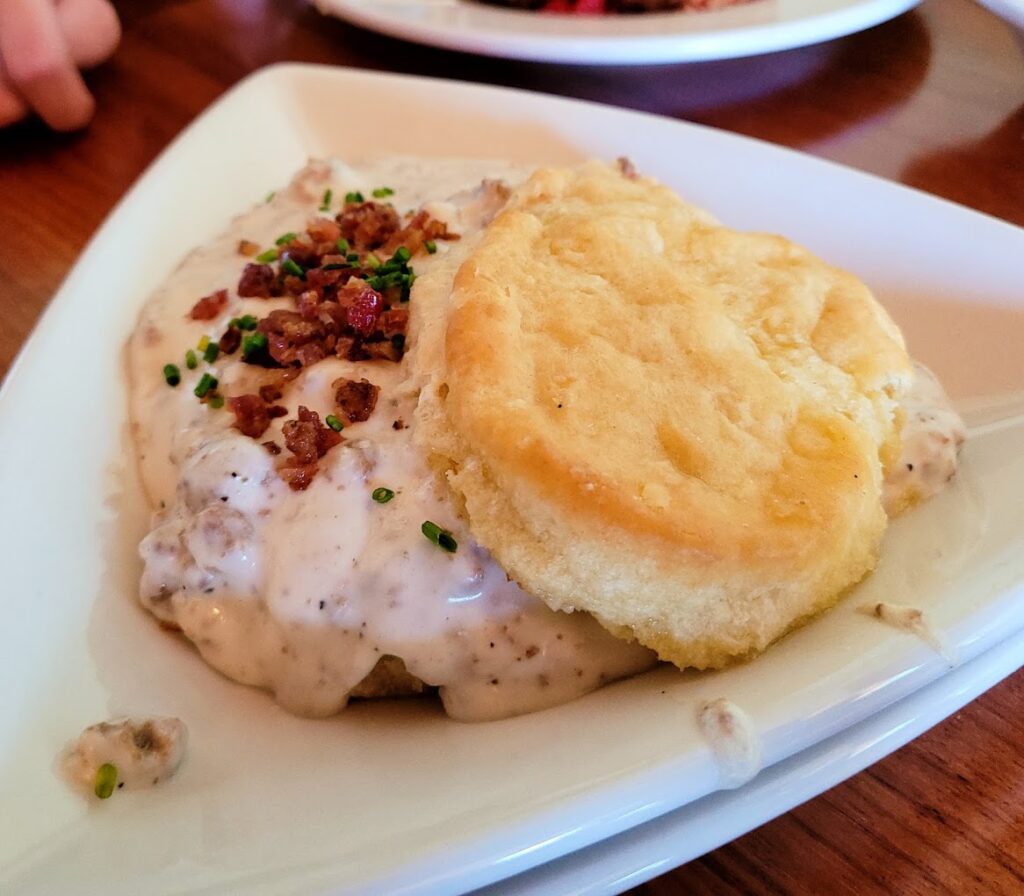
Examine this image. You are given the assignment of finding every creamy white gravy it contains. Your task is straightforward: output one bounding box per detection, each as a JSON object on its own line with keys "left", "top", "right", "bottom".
{"left": 129, "top": 158, "right": 657, "bottom": 722}
{"left": 62, "top": 717, "right": 187, "bottom": 797}
{"left": 884, "top": 362, "right": 966, "bottom": 516}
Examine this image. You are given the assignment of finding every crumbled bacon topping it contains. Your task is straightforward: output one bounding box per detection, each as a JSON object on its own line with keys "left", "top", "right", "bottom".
{"left": 258, "top": 310, "right": 330, "bottom": 368}
{"left": 378, "top": 308, "right": 408, "bottom": 338}
{"left": 617, "top": 156, "right": 639, "bottom": 180}
{"left": 189, "top": 289, "right": 228, "bottom": 321}
{"left": 237, "top": 263, "right": 276, "bottom": 298}
{"left": 344, "top": 283, "right": 384, "bottom": 337}
{"left": 190, "top": 188, "right": 461, "bottom": 490}
{"left": 218, "top": 326, "right": 242, "bottom": 354}
{"left": 384, "top": 208, "right": 458, "bottom": 256}
{"left": 278, "top": 406, "right": 343, "bottom": 491}
{"left": 228, "top": 394, "right": 274, "bottom": 439}
{"left": 337, "top": 201, "right": 401, "bottom": 250}
{"left": 333, "top": 377, "right": 379, "bottom": 424}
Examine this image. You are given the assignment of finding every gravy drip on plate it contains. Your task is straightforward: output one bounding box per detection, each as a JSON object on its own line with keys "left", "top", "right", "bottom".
{"left": 130, "top": 158, "right": 657, "bottom": 722}
{"left": 884, "top": 362, "right": 966, "bottom": 516}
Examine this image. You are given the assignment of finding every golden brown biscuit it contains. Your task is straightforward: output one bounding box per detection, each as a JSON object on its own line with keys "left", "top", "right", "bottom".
{"left": 414, "top": 161, "right": 913, "bottom": 669}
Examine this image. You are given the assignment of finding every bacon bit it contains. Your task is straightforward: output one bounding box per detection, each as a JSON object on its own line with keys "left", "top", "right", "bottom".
{"left": 303, "top": 266, "right": 346, "bottom": 296}
{"left": 279, "top": 463, "right": 317, "bottom": 491}
{"left": 189, "top": 289, "right": 228, "bottom": 321}
{"left": 344, "top": 284, "right": 384, "bottom": 337}
{"left": 333, "top": 377, "right": 379, "bottom": 424}
{"left": 378, "top": 307, "right": 409, "bottom": 338}
{"left": 283, "top": 405, "right": 342, "bottom": 464}
{"left": 364, "top": 341, "right": 401, "bottom": 361}
{"left": 337, "top": 201, "right": 401, "bottom": 250}
{"left": 307, "top": 217, "right": 341, "bottom": 244}
{"left": 293, "top": 290, "right": 320, "bottom": 320}
{"left": 266, "top": 405, "right": 288, "bottom": 419}
{"left": 258, "top": 310, "right": 328, "bottom": 368}
{"left": 616, "top": 156, "right": 639, "bottom": 180}
{"left": 276, "top": 406, "right": 343, "bottom": 490}
{"left": 259, "top": 384, "right": 283, "bottom": 403}
{"left": 218, "top": 326, "right": 242, "bottom": 355}
{"left": 237, "top": 263, "right": 276, "bottom": 298}
{"left": 262, "top": 440, "right": 281, "bottom": 456}
{"left": 281, "top": 274, "right": 307, "bottom": 297}
{"left": 334, "top": 336, "right": 366, "bottom": 362}
{"left": 392, "top": 419, "right": 405, "bottom": 430}
{"left": 238, "top": 239, "right": 261, "bottom": 257}
{"left": 228, "top": 394, "right": 273, "bottom": 439}
{"left": 383, "top": 209, "right": 458, "bottom": 256}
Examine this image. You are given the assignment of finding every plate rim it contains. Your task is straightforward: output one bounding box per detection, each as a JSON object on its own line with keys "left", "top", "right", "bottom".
{"left": 313, "top": 0, "right": 925, "bottom": 64}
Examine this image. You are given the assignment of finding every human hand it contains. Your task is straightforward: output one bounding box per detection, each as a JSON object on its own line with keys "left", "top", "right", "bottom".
{"left": 0, "top": 0, "right": 120, "bottom": 131}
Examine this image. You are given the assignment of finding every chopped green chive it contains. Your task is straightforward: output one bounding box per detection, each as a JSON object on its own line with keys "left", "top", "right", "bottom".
{"left": 344, "top": 191, "right": 364, "bottom": 204}
{"left": 256, "top": 248, "right": 278, "bottom": 263}
{"left": 320, "top": 189, "right": 333, "bottom": 211}
{"left": 392, "top": 246, "right": 411, "bottom": 264}
{"left": 185, "top": 349, "right": 198, "bottom": 370}
{"left": 281, "top": 257, "right": 304, "bottom": 277}
{"left": 264, "top": 191, "right": 275, "bottom": 203}
{"left": 208, "top": 394, "right": 225, "bottom": 409}
{"left": 94, "top": 762, "right": 118, "bottom": 799}
{"left": 163, "top": 364, "right": 181, "bottom": 387}
{"left": 346, "top": 253, "right": 360, "bottom": 264}
{"left": 231, "top": 314, "right": 258, "bottom": 331}
{"left": 372, "top": 487, "right": 395, "bottom": 504}
{"left": 336, "top": 238, "right": 349, "bottom": 254}
{"left": 421, "top": 520, "right": 457, "bottom": 553}
{"left": 275, "top": 231, "right": 298, "bottom": 246}
{"left": 366, "top": 254, "right": 381, "bottom": 269}
{"left": 325, "top": 414, "right": 344, "bottom": 432}
{"left": 197, "top": 335, "right": 210, "bottom": 352}
{"left": 194, "top": 372, "right": 218, "bottom": 399}
{"left": 425, "top": 240, "right": 437, "bottom": 254}
{"left": 372, "top": 186, "right": 394, "bottom": 198}
{"left": 203, "top": 343, "right": 219, "bottom": 364}
{"left": 242, "top": 331, "right": 268, "bottom": 360}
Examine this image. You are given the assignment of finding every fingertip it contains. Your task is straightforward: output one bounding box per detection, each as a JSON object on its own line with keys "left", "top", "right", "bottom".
{"left": 59, "top": 0, "right": 121, "bottom": 69}
{"left": 48, "top": 85, "right": 95, "bottom": 131}
{"left": 0, "top": 0, "right": 98, "bottom": 130}
{"left": 0, "top": 84, "right": 29, "bottom": 128}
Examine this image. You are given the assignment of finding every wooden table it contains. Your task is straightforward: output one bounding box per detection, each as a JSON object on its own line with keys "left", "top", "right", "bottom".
{"left": 1, "top": 0, "right": 1022, "bottom": 891}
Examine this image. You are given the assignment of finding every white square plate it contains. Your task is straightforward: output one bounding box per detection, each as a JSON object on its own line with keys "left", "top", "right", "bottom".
{"left": 1, "top": 64, "right": 1022, "bottom": 895}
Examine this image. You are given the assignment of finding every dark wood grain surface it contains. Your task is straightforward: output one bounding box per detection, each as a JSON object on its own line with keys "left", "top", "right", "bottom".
{"left": 1, "top": 0, "right": 1021, "bottom": 891}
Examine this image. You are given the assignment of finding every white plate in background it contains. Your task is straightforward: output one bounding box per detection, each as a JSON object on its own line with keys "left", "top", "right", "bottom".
{"left": 314, "top": 0, "right": 923, "bottom": 65}
{"left": 975, "top": 0, "right": 1024, "bottom": 32}
{"left": 0, "top": 64, "right": 1022, "bottom": 895}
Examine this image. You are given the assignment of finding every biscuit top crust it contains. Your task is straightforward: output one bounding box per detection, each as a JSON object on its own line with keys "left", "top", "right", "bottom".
{"left": 416, "top": 161, "right": 914, "bottom": 667}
